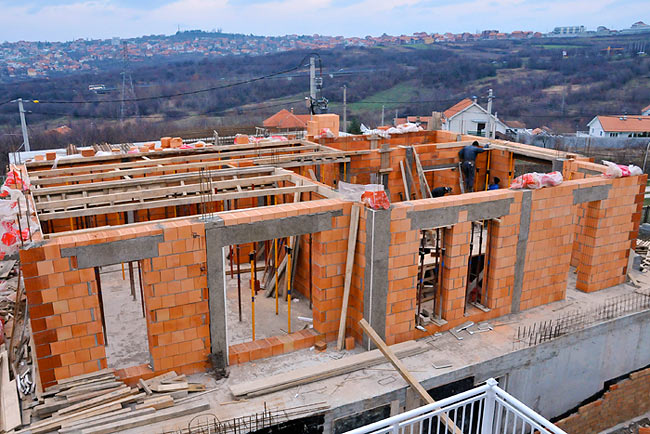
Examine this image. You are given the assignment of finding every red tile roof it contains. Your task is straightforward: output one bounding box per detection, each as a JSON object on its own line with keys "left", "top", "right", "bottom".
{"left": 263, "top": 109, "right": 310, "bottom": 129}
{"left": 443, "top": 98, "right": 474, "bottom": 119}
{"left": 596, "top": 115, "right": 650, "bottom": 132}
{"left": 642, "top": 104, "right": 650, "bottom": 113}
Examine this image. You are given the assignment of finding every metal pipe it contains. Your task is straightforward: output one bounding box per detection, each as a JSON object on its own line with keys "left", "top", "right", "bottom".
{"left": 137, "top": 260, "right": 145, "bottom": 317}
{"left": 128, "top": 261, "right": 136, "bottom": 300}
{"left": 477, "top": 221, "right": 484, "bottom": 304}
{"left": 236, "top": 244, "right": 242, "bottom": 322}
{"left": 309, "top": 191, "right": 313, "bottom": 310}
{"left": 94, "top": 267, "right": 108, "bottom": 346}
{"left": 250, "top": 251, "right": 256, "bottom": 341}
{"left": 416, "top": 231, "right": 426, "bottom": 326}
{"left": 286, "top": 245, "right": 293, "bottom": 334}
{"left": 435, "top": 228, "right": 441, "bottom": 319}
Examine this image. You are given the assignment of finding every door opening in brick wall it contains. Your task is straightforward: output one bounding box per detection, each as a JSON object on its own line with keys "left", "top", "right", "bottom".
{"left": 464, "top": 220, "right": 493, "bottom": 314}
{"left": 416, "top": 227, "right": 446, "bottom": 326}
{"left": 224, "top": 236, "right": 313, "bottom": 346}
{"left": 95, "top": 262, "right": 151, "bottom": 370}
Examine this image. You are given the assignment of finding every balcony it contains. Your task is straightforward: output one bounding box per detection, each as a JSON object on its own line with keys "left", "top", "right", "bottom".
{"left": 466, "top": 130, "right": 487, "bottom": 137}
{"left": 345, "top": 379, "right": 566, "bottom": 434}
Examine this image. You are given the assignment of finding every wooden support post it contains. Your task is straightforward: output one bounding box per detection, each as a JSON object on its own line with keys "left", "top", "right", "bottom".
{"left": 94, "top": 267, "right": 108, "bottom": 346}
{"left": 250, "top": 251, "right": 256, "bottom": 341}
{"left": 137, "top": 260, "right": 145, "bottom": 317}
{"left": 358, "top": 319, "right": 463, "bottom": 434}
{"left": 336, "top": 203, "right": 361, "bottom": 351}
{"left": 399, "top": 160, "right": 411, "bottom": 200}
{"left": 286, "top": 245, "right": 293, "bottom": 334}
{"left": 411, "top": 147, "right": 432, "bottom": 199}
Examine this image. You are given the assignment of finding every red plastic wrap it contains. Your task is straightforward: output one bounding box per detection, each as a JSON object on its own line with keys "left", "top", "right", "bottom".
{"left": 361, "top": 190, "right": 390, "bottom": 210}
{"left": 510, "top": 171, "right": 563, "bottom": 190}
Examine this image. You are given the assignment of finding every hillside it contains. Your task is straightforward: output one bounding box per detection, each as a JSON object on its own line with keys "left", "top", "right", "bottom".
{"left": 0, "top": 34, "right": 649, "bottom": 156}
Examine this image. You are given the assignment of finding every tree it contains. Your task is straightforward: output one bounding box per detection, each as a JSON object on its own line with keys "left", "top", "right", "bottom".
{"left": 348, "top": 118, "right": 361, "bottom": 134}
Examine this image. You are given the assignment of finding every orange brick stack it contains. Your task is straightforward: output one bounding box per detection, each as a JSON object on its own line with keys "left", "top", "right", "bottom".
{"left": 228, "top": 329, "right": 323, "bottom": 364}
{"left": 556, "top": 367, "right": 650, "bottom": 433}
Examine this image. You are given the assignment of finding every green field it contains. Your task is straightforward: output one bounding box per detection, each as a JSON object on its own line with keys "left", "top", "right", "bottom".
{"left": 347, "top": 82, "right": 420, "bottom": 111}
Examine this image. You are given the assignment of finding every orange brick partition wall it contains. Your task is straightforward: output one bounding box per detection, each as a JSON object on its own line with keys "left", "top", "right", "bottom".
{"left": 555, "top": 366, "right": 650, "bottom": 433}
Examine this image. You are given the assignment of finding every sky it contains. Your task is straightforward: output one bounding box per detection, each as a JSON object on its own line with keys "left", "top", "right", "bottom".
{"left": 0, "top": 0, "right": 646, "bottom": 42}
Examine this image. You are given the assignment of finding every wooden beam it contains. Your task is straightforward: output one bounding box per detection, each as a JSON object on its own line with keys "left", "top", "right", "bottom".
{"left": 35, "top": 174, "right": 293, "bottom": 211}
{"left": 38, "top": 185, "right": 318, "bottom": 221}
{"left": 399, "top": 160, "right": 411, "bottom": 200}
{"left": 32, "top": 166, "right": 274, "bottom": 196}
{"left": 358, "top": 319, "right": 463, "bottom": 434}
{"left": 411, "top": 147, "right": 432, "bottom": 199}
{"left": 336, "top": 203, "right": 361, "bottom": 351}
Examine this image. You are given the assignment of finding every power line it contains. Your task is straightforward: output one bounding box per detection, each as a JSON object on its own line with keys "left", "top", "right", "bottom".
{"left": 17, "top": 53, "right": 318, "bottom": 105}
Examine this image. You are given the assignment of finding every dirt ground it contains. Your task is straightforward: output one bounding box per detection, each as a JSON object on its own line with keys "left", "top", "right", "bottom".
{"left": 225, "top": 261, "right": 314, "bottom": 345}
{"left": 99, "top": 264, "right": 151, "bottom": 370}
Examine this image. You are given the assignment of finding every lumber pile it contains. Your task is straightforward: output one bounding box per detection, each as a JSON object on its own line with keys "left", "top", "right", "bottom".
{"left": 636, "top": 240, "right": 650, "bottom": 272}
{"left": 230, "top": 340, "right": 428, "bottom": 398}
{"left": 19, "top": 369, "right": 209, "bottom": 434}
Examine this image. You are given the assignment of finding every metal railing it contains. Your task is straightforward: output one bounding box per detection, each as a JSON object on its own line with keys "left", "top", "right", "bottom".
{"left": 345, "top": 379, "right": 567, "bottom": 434}
{"left": 466, "top": 130, "right": 487, "bottom": 137}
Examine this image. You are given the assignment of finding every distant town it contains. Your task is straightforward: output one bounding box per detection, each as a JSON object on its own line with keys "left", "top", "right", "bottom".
{"left": 1, "top": 21, "right": 648, "bottom": 82}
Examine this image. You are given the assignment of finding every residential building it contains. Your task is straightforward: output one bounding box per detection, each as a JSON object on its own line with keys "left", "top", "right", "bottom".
{"left": 262, "top": 108, "right": 311, "bottom": 131}
{"left": 442, "top": 98, "right": 508, "bottom": 137}
{"left": 587, "top": 115, "right": 650, "bottom": 137}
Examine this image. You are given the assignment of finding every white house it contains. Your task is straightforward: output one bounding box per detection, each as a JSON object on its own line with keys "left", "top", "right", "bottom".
{"left": 442, "top": 98, "right": 508, "bottom": 138}
{"left": 642, "top": 104, "right": 650, "bottom": 116}
{"left": 587, "top": 115, "right": 650, "bottom": 138}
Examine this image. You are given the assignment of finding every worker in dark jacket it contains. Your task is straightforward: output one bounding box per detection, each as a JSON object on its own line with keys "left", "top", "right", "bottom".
{"left": 458, "top": 141, "right": 488, "bottom": 192}
{"left": 431, "top": 186, "right": 452, "bottom": 198}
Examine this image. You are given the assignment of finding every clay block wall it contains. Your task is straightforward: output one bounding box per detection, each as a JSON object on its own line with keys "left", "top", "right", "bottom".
{"left": 519, "top": 184, "right": 576, "bottom": 309}
{"left": 139, "top": 219, "right": 211, "bottom": 375}
{"left": 555, "top": 367, "right": 650, "bottom": 433}
{"left": 574, "top": 176, "right": 646, "bottom": 292}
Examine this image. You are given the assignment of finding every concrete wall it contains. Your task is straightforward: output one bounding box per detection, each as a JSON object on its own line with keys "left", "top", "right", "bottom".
{"left": 320, "top": 309, "right": 650, "bottom": 431}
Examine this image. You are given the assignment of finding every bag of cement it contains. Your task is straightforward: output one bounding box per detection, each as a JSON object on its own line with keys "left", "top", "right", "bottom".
{"left": 602, "top": 160, "right": 642, "bottom": 178}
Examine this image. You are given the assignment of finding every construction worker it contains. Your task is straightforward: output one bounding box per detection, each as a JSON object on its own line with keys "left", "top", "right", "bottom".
{"left": 488, "top": 176, "right": 501, "bottom": 190}
{"left": 458, "top": 141, "right": 489, "bottom": 192}
{"left": 431, "top": 186, "right": 452, "bottom": 198}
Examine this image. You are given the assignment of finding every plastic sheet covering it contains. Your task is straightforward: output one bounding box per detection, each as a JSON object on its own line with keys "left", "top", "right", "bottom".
{"left": 510, "top": 171, "right": 563, "bottom": 190}
{"left": 602, "top": 160, "right": 643, "bottom": 178}
{"left": 0, "top": 171, "right": 38, "bottom": 259}
{"left": 338, "top": 182, "right": 390, "bottom": 210}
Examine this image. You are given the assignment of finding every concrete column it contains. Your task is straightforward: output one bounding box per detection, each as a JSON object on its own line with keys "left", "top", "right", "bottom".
{"left": 362, "top": 208, "right": 391, "bottom": 350}
{"left": 511, "top": 190, "right": 532, "bottom": 313}
{"left": 205, "top": 226, "right": 228, "bottom": 369}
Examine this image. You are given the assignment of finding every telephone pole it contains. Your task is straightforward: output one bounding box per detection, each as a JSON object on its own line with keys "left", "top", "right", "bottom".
{"left": 381, "top": 105, "right": 385, "bottom": 126}
{"left": 17, "top": 98, "right": 30, "bottom": 152}
{"left": 309, "top": 57, "right": 316, "bottom": 100}
{"left": 342, "top": 85, "right": 347, "bottom": 133}
{"left": 487, "top": 88, "right": 494, "bottom": 138}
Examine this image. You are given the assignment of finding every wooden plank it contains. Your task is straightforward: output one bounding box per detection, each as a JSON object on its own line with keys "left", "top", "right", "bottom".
{"left": 0, "top": 351, "right": 21, "bottom": 432}
{"left": 399, "top": 160, "right": 411, "bottom": 200}
{"left": 411, "top": 147, "right": 432, "bottom": 199}
{"left": 134, "top": 395, "right": 174, "bottom": 411}
{"left": 229, "top": 340, "right": 427, "bottom": 398}
{"left": 144, "top": 371, "right": 178, "bottom": 387}
{"left": 336, "top": 203, "right": 361, "bottom": 351}
{"left": 150, "top": 382, "right": 188, "bottom": 393}
{"left": 0, "top": 260, "right": 16, "bottom": 279}
{"left": 80, "top": 400, "right": 210, "bottom": 434}
{"left": 58, "top": 408, "right": 135, "bottom": 432}
{"left": 138, "top": 378, "right": 152, "bottom": 395}
{"left": 56, "top": 368, "right": 116, "bottom": 385}
{"left": 359, "top": 319, "right": 463, "bottom": 434}
{"left": 56, "top": 386, "right": 131, "bottom": 415}
{"left": 38, "top": 185, "right": 318, "bottom": 221}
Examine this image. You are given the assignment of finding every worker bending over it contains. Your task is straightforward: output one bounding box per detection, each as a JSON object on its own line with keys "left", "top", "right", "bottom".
{"left": 458, "top": 141, "right": 489, "bottom": 192}
{"left": 431, "top": 186, "right": 452, "bottom": 198}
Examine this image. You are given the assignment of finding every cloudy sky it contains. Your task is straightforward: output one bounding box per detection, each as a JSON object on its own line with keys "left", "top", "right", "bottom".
{"left": 0, "top": 0, "right": 645, "bottom": 42}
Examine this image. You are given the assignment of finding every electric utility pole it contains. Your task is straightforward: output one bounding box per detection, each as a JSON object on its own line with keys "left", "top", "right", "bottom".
{"left": 381, "top": 105, "right": 385, "bottom": 126}
{"left": 487, "top": 88, "right": 494, "bottom": 138}
{"left": 309, "top": 56, "right": 316, "bottom": 100}
{"left": 17, "top": 98, "right": 30, "bottom": 152}
{"left": 342, "top": 85, "right": 347, "bottom": 133}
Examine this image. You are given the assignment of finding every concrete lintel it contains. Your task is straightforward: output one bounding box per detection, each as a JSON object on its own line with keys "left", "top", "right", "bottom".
{"left": 511, "top": 190, "right": 532, "bottom": 313}
{"left": 573, "top": 184, "right": 612, "bottom": 204}
{"left": 407, "top": 198, "right": 514, "bottom": 230}
{"left": 215, "top": 210, "right": 342, "bottom": 247}
{"left": 61, "top": 234, "right": 164, "bottom": 269}
{"left": 363, "top": 208, "right": 391, "bottom": 350}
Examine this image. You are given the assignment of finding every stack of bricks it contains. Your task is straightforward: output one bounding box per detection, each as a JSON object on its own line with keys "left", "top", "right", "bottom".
{"left": 228, "top": 329, "right": 323, "bottom": 364}
{"left": 21, "top": 239, "right": 110, "bottom": 389}
{"left": 555, "top": 367, "right": 650, "bottom": 433}
{"left": 519, "top": 184, "right": 576, "bottom": 309}
{"left": 574, "top": 175, "right": 647, "bottom": 292}
{"left": 139, "top": 219, "right": 210, "bottom": 375}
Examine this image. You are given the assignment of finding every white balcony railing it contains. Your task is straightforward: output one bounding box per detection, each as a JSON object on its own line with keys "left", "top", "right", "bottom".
{"left": 345, "top": 378, "right": 567, "bottom": 434}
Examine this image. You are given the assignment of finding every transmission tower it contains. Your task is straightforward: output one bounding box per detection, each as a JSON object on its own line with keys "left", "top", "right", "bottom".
{"left": 120, "top": 41, "right": 138, "bottom": 122}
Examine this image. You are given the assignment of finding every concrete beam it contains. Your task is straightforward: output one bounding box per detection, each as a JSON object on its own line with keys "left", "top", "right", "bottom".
{"left": 573, "top": 184, "right": 612, "bottom": 204}
{"left": 407, "top": 198, "right": 514, "bottom": 230}
{"left": 511, "top": 190, "right": 532, "bottom": 313}
{"left": 61, "top": 234, "right": 163, "bottom": 269}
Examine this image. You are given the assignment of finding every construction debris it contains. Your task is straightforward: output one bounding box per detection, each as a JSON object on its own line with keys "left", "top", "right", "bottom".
{"left": 15, "top": 369, "right": 208, "bottom": 433}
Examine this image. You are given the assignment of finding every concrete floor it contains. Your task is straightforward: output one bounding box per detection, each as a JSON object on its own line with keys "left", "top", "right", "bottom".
{"left": 99, "top": 264, "right": 151, "bottom": 370}
{"left": 124, "top": 258, "right": 650, "bottom": 433}
{"left": 225, "top": 261, "right": 314, "bottom": 345}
